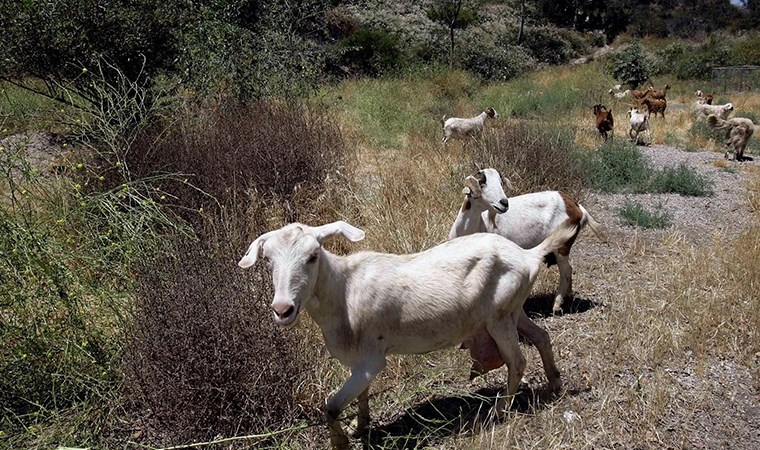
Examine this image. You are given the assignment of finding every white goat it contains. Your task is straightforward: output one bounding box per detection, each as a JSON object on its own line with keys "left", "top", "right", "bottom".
{"left": 449, "top": 168, "right": 604, "bottom": 315}
{"left": 238, "top": 220, "right": 577, "bottom": 449}
{"left": 609, "top": 89, "right": 631, "bottom": 99}
{"left": 441, "top": 107, "right": 498, "bottom": 144}
{"left": 627, "top": 107, "right": 651, "bottom": 145}
{"left": 693, "top": 102, "right": 733, "bottom": 120}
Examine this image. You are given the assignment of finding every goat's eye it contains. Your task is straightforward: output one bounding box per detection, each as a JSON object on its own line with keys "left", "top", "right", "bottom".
{"left": 306, "top": 253, "right": 318, "bottom": 264}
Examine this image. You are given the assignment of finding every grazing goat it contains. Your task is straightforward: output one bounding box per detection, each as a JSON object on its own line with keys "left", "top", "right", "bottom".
{"left": 707, "top": 115, "right": 756, "bottom": 161}
{"left": 593, "top": 104, "right": 614, "bottom": 140}
{"left": 693, "top": 102, "right": 733, "bottom": 120}
{"left": 696, "top": 91, "right": 714, "bottom": 105}
{"left": 441, "top": 107, "right": 499, "bottom": 144}
{"left": 449, "top": 168, "right": 605, "bottom": 316}
{"left": 642, "top": 97, "right": 667, "bottom": 119}
{"left": 649, "top": 84, "right": 670, "bottom": 100}
{"left": 609, "top": 89, "right": 631, "bottom": 99}
{"left": 627, "top": 108, "right": 651, "bottom": 145}
{"left": 631, "top": 86, "right": 652, "bottom": 101}
{"left": 239, "top": 220, "right": 578, "bottom": 449}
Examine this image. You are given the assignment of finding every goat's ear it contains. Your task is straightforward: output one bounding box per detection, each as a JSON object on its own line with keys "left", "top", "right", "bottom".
{"left": 502, "top": 177, "right": 514, "bottom": 192}
{"left": 312, "top": 221, "right": 365, "bottom": 244}
{"left": 462, "top": 186, "right": 471, "bottom": 195}
{"left": 238, "top": 229, "right": 279, "bottom": 268}
{"left": 464, "top": 175, "right": 481, "bottom": 195}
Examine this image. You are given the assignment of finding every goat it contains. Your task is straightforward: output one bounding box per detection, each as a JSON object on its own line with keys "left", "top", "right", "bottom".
{"left": 449, "top": 168, "right": 605, "bottom": 315}
{"left": 642, "top": 97, "right": 667, "bottom": 119}
{"left": 441, "top": 107, "right": 498, "bottom": 144}
{"left": 239, "top": 220, "right": 577, "bottom": 449}
{"left": 695, "top": 91, "right": 714, "bottom": 105}
{"left": 609, "top": 89, "right": 631, "bottom": 99}
{"left": 627, "top": 108, "right": 651, "bottom": 146}
{"left": 593, "top": 104, "right": 614, "bottom": 140}
{"left": 707, "top": 115, "right": 756, "bottom": 161}
{"left": 649, "top": 84, "right": 670, "bottom": 100}
{"left": 631, "top": 86, "right": 652, "bottom": 101}
{"left": 693, "top": 102, "right": 733, "bottom": 121}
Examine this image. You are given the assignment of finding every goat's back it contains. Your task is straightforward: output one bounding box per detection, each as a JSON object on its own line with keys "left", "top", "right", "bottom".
{"left": 486, "top": 191, "right": 575, "bottom": 249}
{"left": 339, "top": 234, "right": 542, "bottom": 354}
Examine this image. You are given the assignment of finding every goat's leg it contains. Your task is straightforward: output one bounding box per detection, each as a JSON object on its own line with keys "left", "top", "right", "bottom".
{"left": 487, "top": 316, "right": 525, "bottom": 415}
{"left": 348, "top": 388, "right": 370, "bottom": 438}
{"left": 517, "top": 310, "right": 562, "bottom": 393}
{"left": 326, "top": 358, "right": 385, "bottom": 450}
{"left": 553, "top": 253, "right": 573, "bottom": 314}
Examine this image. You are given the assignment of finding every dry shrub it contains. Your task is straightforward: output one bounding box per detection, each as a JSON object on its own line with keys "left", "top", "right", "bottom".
{"left": 119, "top": 100, "right": 357, "bottom": 446}
{"left": 123, "top": 228, "right": 312, "bottom": 447}
{"left": 472, "top": 122, "right": 588, "bottom": 200}
{"left": 98, "top": 100, "right": 351, "bottom": 228}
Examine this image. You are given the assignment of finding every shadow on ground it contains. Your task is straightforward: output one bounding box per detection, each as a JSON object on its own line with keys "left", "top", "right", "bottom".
{"left": 522, "top": 292, "right": 603, "bottom": 319}
{"left": 363, "top": 383, "right": 587, "bottom": 449}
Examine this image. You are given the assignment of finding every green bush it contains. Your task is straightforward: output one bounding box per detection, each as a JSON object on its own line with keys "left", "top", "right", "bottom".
{"left": 521, "top": 27, "right": 575, "bottom": 65}
{"left": 608, "top": 40, "right": 655, "bottom": 88}
{"left": 619, "top": 201, "right": 672, "bottom": 229}
{"left": 337, "top": 27, "right": 403, "bottom": 77}
{"left": 459, "top": 42, "right": 536, "bottom": 81}
{"left": 656, "top": 37, "right": 731, "bottom": 81}
{"left": 580, "top": 139, "right": 652, "bottom": 193}
{"left": 649, "top": 164, "right": 714, "bottom": 197}
{"left": 730, "top": 33, "right": 760, "bottom": 66}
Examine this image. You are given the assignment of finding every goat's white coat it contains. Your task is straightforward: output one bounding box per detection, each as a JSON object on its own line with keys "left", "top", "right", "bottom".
{"left": 693, "top": 102, "right": 733, "bottom": 120}
{"left": 449, "top": 169, "right": 604, "bottom": 314}
{"left": 441, "top": 108, "right": 498, "bottom": 144}
{"left": 609, "top": 89, "right": 631, "bottom": 99}
{"left": 239, "top": 219, "right": 576, "bottom": 449}
{"left": 627, "top": 108, "right": 651, "bottom": 145}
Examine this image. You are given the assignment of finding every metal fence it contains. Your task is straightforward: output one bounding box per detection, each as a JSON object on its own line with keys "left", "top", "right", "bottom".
{"left": 711, "top": 65, "right": 760, "bottom": 93}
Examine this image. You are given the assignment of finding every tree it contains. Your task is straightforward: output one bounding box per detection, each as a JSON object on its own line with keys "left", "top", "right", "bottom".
{"left": 428, "top": 0, "right": 478, "bottom": 65}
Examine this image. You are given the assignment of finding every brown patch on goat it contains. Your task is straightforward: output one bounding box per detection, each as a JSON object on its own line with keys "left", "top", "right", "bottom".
{"left": 558, "top": 191, "right": 582, "bottom": 256}
{"left": 642, "top": 98, "right": 667, "bottom": 119}
{"left": 473, "top": 170, "right": 486, "bottom": 185}
{"left": 461, "top": 197, "right": 471, "bottom": 211}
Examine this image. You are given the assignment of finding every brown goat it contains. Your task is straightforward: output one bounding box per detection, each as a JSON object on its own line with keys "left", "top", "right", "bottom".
{"left": 642, "top": 97, "right": 667, "bottom": 119}
{"left": 649, "top": 84, "right": 670, "bottom": 100}
{"left": 593, "top": 104, "right": 614, "bottom": 141}
{"left": 631, "top": 86, "right": 652, "bottom": 101}
{"left": 703, "top": 92, "right": 714, "bottom": 105}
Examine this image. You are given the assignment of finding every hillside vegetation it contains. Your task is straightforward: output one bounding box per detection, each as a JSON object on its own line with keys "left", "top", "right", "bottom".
{"left": 2, "top": 1, "right": 760, "bottom": 449}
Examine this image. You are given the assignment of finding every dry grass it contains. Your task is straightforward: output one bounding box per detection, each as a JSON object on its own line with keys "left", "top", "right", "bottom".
{"left": 274, "top": 68, "right": 760, "bottom": 450}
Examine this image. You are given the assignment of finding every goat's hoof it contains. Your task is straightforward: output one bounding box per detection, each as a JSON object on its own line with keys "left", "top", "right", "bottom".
{"left": 347, "top": 418, "right": 368, "bottom": 438}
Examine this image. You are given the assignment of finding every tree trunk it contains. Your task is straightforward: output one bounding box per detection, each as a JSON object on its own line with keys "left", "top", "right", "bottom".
{"left": 517, "top": 0, "right": 526, "bottom": 44}
{"left": 449, "top": 0, "right": 463, "bottom": 66}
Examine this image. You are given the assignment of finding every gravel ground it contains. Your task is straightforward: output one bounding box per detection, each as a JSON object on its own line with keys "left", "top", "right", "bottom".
{"left": 582, "top": 144, "right": 759, "bottom": 244}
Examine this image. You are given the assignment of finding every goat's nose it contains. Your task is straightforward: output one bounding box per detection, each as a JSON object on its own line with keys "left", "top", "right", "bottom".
{"left": 499, "top": 198, "right": 509, "bottom": 208}
{"left": 272, "top": 302, "right": 295, "bottom": 319}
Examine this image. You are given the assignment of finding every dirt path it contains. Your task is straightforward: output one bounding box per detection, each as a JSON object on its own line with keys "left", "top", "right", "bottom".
{"left": 551, "top": 145, "right": 760, "bottom": 449}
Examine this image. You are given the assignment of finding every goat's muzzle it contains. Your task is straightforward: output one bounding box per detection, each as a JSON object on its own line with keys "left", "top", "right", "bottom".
{"left": 493, "top": 198, "right": 509, "bottom": 214}
{"left": 272, "top": 301, "right": 298, "bottom": 326}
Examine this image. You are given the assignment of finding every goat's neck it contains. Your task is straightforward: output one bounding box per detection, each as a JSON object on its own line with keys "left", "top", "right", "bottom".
{"left": 306, "top": 250, "right": 348, "bottom": 326}
{"left": 449, "top": 196, "right": 488, "bottom": 239}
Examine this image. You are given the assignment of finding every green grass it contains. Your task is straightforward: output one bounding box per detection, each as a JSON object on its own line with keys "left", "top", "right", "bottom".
{"left": 580, "top": 139, "right": 652, "bottom": 193}
{"left": 619, "top": 201, "right": 672, "bottom": 229}
{"left": 649, "top": 164, "right": 713, "bottom": 196}
{"left": 0, "top": 81, "right": 70, "bottom": 132}
{"left": 478, "top": 63, "right": 617, "bottom": 120}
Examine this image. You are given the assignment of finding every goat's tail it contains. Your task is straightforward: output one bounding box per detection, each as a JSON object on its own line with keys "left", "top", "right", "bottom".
{"left": 529, "top": 222, "right": 579, "bottom": 270}
{"left": 579, "top": 204, "right": 608, "bottom": 243}
{"left": 440, "top": 115, "right": 447, "bottom": 126}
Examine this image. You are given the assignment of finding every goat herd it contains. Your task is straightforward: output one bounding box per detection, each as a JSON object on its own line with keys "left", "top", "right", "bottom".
{"left": 240, "top": 163, "right": 606, "bottom": 447}
{"left": 238, "top": 82, "right": 754, "bottom": 448}
{"left": 596, "top": 84, "right": 756, "bottom": 161}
